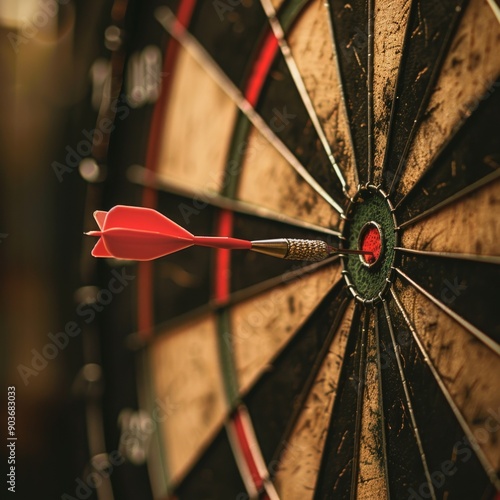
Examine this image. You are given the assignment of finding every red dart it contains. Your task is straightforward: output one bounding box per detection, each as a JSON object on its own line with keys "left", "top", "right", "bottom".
{"left": 86, "top": 205, "right": 372, "bottom": 262}
{"left": 86, "top": 205, "right": 252, "bottom": 261}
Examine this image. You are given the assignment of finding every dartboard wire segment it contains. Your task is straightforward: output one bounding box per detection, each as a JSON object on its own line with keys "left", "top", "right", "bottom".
{"left": 259, "top": 0, "right": 349, "bottom": 195}
{"left": 154, "top": 5, "right": 346, "bottom": 215}
{"left": 90, "top": 0, "right": 500, "bottom": 498}
{"left": 127, "top": 163, "right": 342, "bottom": 237}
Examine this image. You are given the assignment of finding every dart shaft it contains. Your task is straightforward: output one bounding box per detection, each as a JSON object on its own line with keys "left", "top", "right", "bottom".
{"left": 251, "top": 239, "right": 372, "bottom": 262}
{"left": 193, "top": 236, "right": 252, "bottom": 250}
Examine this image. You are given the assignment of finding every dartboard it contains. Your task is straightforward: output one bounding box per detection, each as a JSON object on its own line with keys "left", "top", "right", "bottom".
{"left": 79, "top": 0, "right": 500, "bottom": 498}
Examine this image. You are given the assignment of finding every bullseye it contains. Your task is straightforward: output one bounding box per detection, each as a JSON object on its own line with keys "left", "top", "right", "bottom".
{"left": 359, "top": 222, "right": 383, "bottom": 267}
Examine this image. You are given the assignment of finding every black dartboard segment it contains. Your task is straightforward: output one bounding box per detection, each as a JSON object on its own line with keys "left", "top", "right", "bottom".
{"left": 256, "top": 52, "right": 347, "bottom": 205}
{"left": 174, "top": 430, "right": 246, "bottom": 499}
{"left": 327, "top": 0, "right": 371, "bottom": 183}
{"left": 245, "top": 281, "right": 349, "bottom": 466}
{"left": 399, "top": 252, "right": 500, "bottom": 344}
{"left": 379, "top": 299, "right": 495, "bottom": 499}
{"left": 152, "top": 192, "right": 216, "bottom": 325}
{"left": 397, "top": 84, "right": 500, "bottom": 225}
{"left": 314, "top": 305, "right": 366, "bottom": 498}
{"left": 230, "top": 212, "right": 339, "bottom": 293}
{"left": 377, "top": 311, "right": 431, "bottom": 498}
{"left": 381, "top": 0, "right": 467, "bottom": 196}
{"left": 189, "top": 0, "right": 268, "bottom": 89}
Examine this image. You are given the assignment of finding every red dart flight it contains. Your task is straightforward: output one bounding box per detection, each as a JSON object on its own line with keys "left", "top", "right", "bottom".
{"left": 86, "top": 205, "right": 251, "bottom": 261}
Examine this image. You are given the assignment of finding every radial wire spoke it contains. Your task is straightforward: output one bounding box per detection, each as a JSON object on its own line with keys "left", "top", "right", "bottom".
{"left": 314, "top": 304, "right": 366, "bottom": 498}
{"left": 326, "top": 0, "right": 370, "bottom": 184}
{"left": 488, "top": 0, "right": 500, "bottom": 21}
{"left": 391, "top": 0, "right": 500, "bottom": 206}
{"left": 230, "top": 264, "right": 344, "bottom": 396}
{"left": 243, "top": 281, "right": 350, "bottom": 466}
{"left": 396, "top": 247, "right": 500, "bottom": 266}
{"left": 350, "top": 308, "right": 370, "bottom": 498}
{"left": 171, "top": 280, "right": 350, "bottom": 493}
{"left": 398, "top": 169, "right": 500, "bottom": 230}
{"left": 374, "top": 312, "right": 390, "bottom": 496}
{"left": 380, "top": 298, "right": 436, "bottom": 500}
{"left": 376, "top": 306, "right": 431, "bottom": 497}
{"left": 394, "top": 267, "right": 500, "bottom": 356}
{"left": 128, "top": 164, "right": 341, "bottom": 237}
{"left": 271, "top": 299, "right": 356, "bottom": 498}
{"left": 398, "top": 252, "right": 500, "bottom": 346}
{"left": 390, "top": 288, "right": 500, "bottom": 491}
{"left": 380, "top": 0, "right": 467, "bottom": 197}
{"left": 155, "top": 6, "right": 345, "bottom": 214}
{"left": 366, "top": 0, "right": 374, "bottom": 184}
{"left": 134, "top": 255, "right": 340, "bottom": 345}
{"left": 381, "top": 292, "right": 492, "bottom": 498}
{"left": 324, "top": 2, "right": 361, "bottom": 188}
{"left": 355, "top": 308, "right": 389, "bottom": 497}
{"left": 396, "top": 83, "right": 500, "bottom": 222}
{"left": 260, "top": 0, "right": 349, "bottom": 194}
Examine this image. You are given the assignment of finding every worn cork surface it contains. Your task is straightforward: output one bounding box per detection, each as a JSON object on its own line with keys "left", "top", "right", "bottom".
{"left": 287, "top": 0, "right": 358, "bottom": 196}
{"left": 394, "top": 279, "right": 500, "bottom": 472}
{"left": 399, "top": 0, "right": 500, "bottom": 198}
{"left": 273, "top": 301, "right": 355, "bottom": 499}
{"left": 151, "top": 315, "right": 228, "bottom": 484}
{"left": 237, "top": 125, "right": 341, "bottom": 229}
{"left": 357, "top": 313, "right": 389, "bottom": 499}
{"left": 157, "top": 47, "right": 237, "bottom": 194}
{"left": 148, "top": 1, "right": 500, "bottom": 494}
{"left": 232, "top": 262, "right": 342, "bottom": 393}
{"left": 372, "top": 0, "right": 411, "bottom": 183}
{"left": 401, "top": 178, "right": 500, "bottom": 255}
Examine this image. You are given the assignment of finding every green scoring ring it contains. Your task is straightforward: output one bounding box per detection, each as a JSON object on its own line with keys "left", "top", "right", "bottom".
{"left": 341, "top": 186, "right": 398, "bottom": 303}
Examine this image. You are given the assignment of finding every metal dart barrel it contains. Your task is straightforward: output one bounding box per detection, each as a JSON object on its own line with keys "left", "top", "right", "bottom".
{"left": 250, "top": 239, "right": 372, "bottom": 262}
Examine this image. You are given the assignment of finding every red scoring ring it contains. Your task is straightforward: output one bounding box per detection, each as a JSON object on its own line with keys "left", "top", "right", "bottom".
{"left": 359, "top": 222, "right": 382, "bottom": 266}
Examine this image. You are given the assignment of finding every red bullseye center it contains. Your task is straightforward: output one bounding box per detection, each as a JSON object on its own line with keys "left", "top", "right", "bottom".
{"left": 360, "top": 224, "right": 382, "bottom": 265}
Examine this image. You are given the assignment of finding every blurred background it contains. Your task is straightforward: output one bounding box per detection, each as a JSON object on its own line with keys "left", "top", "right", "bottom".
{"left": 0, "top": 0, "right": 133, "bottom": 497}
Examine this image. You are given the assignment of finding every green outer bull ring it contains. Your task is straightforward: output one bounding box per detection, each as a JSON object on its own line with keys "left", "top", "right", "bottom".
{"left": 340, "top": 185, "right": 399, "bottom": 305}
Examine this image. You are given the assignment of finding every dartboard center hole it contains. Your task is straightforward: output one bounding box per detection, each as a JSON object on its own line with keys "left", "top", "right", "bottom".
{"left": 358, "top": 222, "right": 383, "bottom": 267}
